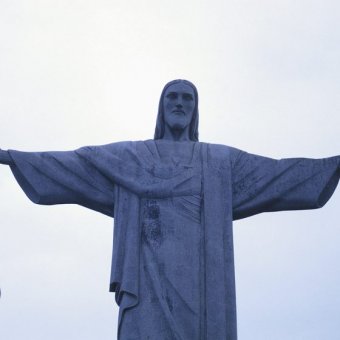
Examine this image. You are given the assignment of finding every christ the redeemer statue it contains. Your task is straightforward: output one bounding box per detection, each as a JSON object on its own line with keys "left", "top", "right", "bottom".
{"left": 1, "top": 79, "right": 339, "bottom": 340}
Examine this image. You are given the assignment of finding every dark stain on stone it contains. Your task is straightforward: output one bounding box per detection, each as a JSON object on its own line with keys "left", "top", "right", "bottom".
{"left": 165, "top": 292, "right": 174, "bottom": 312}
{"left": 142, "top": 220, "right": 162, "bottom": 248}
{"left": 142, "top": 200, "right": 163, "bottom": 248}
{"left": 143, "top": 199, "right": 160, "bottom": 219}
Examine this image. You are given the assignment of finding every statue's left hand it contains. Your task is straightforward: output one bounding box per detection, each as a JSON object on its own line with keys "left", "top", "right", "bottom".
{"left": 0, "top": 149, "right": 13, "bottom": 165}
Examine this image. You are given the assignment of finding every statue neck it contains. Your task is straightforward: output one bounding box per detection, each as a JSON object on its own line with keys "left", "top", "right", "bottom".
{"left": 162, "top": 125, "right": 191, "bottom": 142}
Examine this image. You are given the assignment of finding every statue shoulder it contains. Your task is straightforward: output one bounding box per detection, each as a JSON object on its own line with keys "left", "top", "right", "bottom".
{"left": 103, "top": 140, "right": 138, "bottom": 152}
{"left": 76, "top": 141, "right": 139, "bottom": 160}
{"left": 203, "top": 142, "right": 241, "bottom": 168}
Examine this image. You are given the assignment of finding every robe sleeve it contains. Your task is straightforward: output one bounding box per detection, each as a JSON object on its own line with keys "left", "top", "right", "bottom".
{"left": 8, "top": 145, "right": 118, "bottom": 217}
{"left": 231, "top": 149, "right": 340, "bottom": 220}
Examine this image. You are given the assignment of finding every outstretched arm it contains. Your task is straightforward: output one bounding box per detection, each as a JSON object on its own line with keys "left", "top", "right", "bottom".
{"left": 2, "top": 145, "right": 124, "bottom": 217}
{"left": 232, "top": 149, "right": 340, "bottom": 220}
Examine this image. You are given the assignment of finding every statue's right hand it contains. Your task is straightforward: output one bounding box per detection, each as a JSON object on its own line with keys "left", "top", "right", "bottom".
{"left": 0, "top": 149, "right": 13, "bottom": 165}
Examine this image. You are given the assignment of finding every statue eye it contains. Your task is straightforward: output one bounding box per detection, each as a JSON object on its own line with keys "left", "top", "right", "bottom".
{"left": 166, "top": 93, "right": 177, "bottom": 100}
{"left": 183, "top": 94, "right": 193, "bottom": 101}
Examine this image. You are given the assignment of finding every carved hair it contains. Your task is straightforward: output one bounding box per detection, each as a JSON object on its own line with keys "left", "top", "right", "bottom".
{"left": 154, "top": 79, "right": 199, "bottom": 142}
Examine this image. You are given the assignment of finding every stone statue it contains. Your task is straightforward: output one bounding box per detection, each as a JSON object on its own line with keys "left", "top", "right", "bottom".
{"left": 0, "top": 79, "right": 339, "bottom": 340}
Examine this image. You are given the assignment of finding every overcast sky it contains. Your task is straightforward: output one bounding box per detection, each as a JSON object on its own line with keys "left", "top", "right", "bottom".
{"left": 0, "top": 1, "right": 339, "bottom": 339}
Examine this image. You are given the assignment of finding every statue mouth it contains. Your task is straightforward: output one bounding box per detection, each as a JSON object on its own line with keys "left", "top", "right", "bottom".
{"left": 172, "top": 110, "right": 185, "bottom": 115}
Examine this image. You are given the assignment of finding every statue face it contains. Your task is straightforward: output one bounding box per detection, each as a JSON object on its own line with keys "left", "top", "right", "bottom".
{"left": 163, "top": 83, "right": 196, "bottom": 133}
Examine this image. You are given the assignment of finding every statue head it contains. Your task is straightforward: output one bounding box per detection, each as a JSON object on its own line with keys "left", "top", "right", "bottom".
{"left": 154, "top": 79, "right": 199, "bottom": 142}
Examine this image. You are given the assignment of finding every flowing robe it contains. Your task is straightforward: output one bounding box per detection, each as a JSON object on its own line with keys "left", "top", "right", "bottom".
{"left": 8, "top": 140, "right": 340, "bottom": 340}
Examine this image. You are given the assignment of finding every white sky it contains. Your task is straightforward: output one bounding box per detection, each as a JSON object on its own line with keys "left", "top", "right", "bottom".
{"left": 0, "top": 0, "right": 339, "bottom": 339}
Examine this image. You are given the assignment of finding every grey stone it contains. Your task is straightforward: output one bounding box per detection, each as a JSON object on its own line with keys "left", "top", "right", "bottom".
{"left": 1, "top": 80, "right": 339, "bottom": 339}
